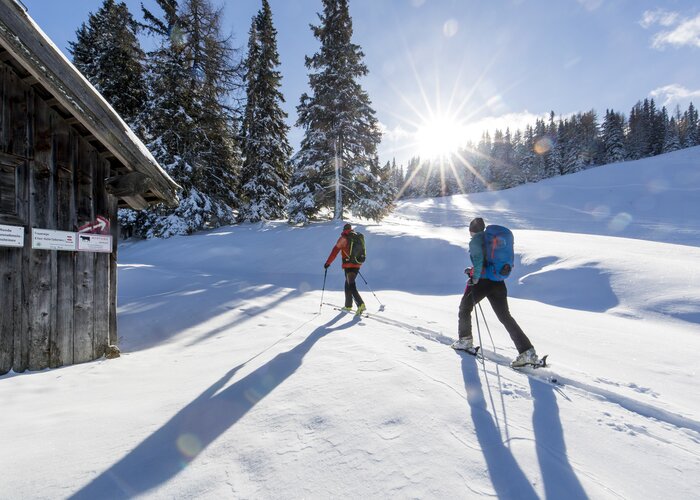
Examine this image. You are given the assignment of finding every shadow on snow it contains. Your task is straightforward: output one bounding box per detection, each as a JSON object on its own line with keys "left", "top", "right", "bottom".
{"left": 70, "top": 314, "right": 358, "bottom": 499}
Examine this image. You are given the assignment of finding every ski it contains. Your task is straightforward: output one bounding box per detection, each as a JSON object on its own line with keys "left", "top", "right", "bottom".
{"left": 330, "top": 306, "right": 369, "bottom": 318}
{"left": 322, "top": 302, "right": 559, "bottom": 385}
{"left": 511, "top": 354, "right": 548, "bottom": 369}
{"left": 453, "top": 345, "right": 481, "bottom": 356}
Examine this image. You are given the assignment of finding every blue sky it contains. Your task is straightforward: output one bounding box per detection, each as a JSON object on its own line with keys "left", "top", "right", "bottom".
{"left": 21, "top": 0, "right": 700, "bottom": 165}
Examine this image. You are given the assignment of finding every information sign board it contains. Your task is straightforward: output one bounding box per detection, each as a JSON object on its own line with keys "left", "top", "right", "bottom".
{"left": 77, "top": 233, "right": 112, "bottom": 253}
{"left": 0, "top": 224, "right": 24, "bottom": 248}
{"left": 32, "top": 228, "right": 77, "bottom": 251}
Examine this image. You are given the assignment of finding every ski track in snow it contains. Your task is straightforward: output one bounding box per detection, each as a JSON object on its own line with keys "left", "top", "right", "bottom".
{"left": 346, "top": 305, "right": 700, "bottom": 444}
{"left": 4, "top": 148, "right": 700, "bottom": 498}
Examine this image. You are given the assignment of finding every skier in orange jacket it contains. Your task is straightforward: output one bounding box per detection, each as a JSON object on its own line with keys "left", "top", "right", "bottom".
{"left": 324, "top": 223, "right": 366, "bottom": 315}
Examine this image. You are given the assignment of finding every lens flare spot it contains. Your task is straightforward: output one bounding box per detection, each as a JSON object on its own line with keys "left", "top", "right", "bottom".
{"left": 494, "top": 200, "right": 511, "bottom": 210}
{"left": 647, "top": 178, "right": 668, "bottom": 194}
{"left": 590, "top": 205, "right": 610, "bottom": 220}
{"left": 534, "top": 137, "right": 553, "bottom": 155}
{"left": 245, "top": 388, "right": 262, "bottom": 404}
{"left": 177, "top": 434, "right": 202, "bottom": 459}
{"left": 443, "top": 19, "right": 459, "bottom": 37}
{"left": 537, "top": 186, "right": 553, "bottom": 200}
{"left": 608, "top": 212, "right": 633, "bottom": 232}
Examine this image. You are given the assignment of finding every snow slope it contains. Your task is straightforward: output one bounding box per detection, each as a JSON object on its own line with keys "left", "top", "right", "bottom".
{"left": 2, "top": 147, "right": 700, "bottom": 499}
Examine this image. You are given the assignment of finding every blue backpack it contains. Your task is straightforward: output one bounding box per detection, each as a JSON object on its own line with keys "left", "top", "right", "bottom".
{"left": 482, "top": 225, "right": 514, "bottom": 281}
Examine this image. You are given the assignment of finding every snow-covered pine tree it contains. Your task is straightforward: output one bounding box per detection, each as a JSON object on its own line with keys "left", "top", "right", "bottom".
{"left": 602, "top": 109, "right": 627, "bottom": 163}
{"left": 238, "top": 0, "right": 292, "bottom": 222}
{"left": 287, "top": 0, "right": 390, "bottom": 224}
{"left": 513, "top": 129, "right": 533, "bottom": 185}
{"left": 683, "top": 102, "right": 698, "bottom": 147}
{"left": 648, "top": 100, "right": 666, "bottom": 156}
{"left": 389, "top": 158, "right": 404, "bottom": 196}
{"left": 544, "top": 111, "right": 561, "bottom": 178}
{"left": 400, "top": 156, "right": 422, "bottom": 198}
{"left": 134, "top": 0, "right": 243, "bottom": 238}
{"left": 663, "top": 116, "right": 681, "bottom": 153}
{"left": 69, "top": 0, "right": 147, "bottom": 133}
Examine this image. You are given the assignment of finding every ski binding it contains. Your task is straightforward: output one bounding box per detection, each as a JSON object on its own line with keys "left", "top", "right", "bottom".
{"left": 512, "top": 354, "right": 548, "bottom": 369}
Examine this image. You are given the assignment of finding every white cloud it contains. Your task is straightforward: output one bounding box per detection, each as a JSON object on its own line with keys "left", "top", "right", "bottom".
{"left": 640, "top": 9, "right": 679, "bottom": 29}
{"left": 640, "top": 10, "right": 700, "bottom": 49}
{"left": 379, "top": 122, "right": 413, "bottom": 142}
{"left": 652, "top": 14, "right": 700, "bottom": 49}
{"left": 443, "top": 19, "right": 459, "bottom": 38}
{"left": 649, "top": 84, "right": 700, "bottom": 108}
{"left": 464, "top": 111, "right": 551, "bottom": 142}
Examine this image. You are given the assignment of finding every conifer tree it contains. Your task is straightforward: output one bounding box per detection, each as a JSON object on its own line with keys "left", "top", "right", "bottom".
{"left": 663, "top": 116, "right": 681, "bottom": 153}
{"left": 288, "top": 0, "right": 390, "bottom": 224}
{"left": 134, "top": 0, "right": 242, "bottom": 237}
{"left": 70, "top": 0, "right": 147, "bottom": 132}
{"left": 544, "top": 111, "right": 561, "bottom": 178}
{"left": 239, "top": 0, "right": 292, "bottom": 222}
{"left": 683, "top": 102, "right": 699, "bottom": 147}
{"left": 602, "top": 109, "right": 627, "bottom": 163}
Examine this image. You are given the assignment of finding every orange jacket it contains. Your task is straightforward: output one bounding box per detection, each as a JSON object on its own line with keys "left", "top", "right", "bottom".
{"left": 325, "top": 229, "right": 361, "bottom": 269}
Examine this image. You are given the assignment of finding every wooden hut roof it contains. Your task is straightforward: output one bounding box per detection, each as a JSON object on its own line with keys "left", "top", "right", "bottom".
{"left": 0, "top": 0, "right": 180, "bottom": 209}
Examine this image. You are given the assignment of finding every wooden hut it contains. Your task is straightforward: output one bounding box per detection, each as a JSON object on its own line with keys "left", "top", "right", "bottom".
{"left": 0, "top": 0, "right": 180, "bottom": 374}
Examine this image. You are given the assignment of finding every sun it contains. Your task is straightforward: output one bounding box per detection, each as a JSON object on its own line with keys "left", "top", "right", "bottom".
{"left": 415, "top": 115, "right": 468, "bottom": 159}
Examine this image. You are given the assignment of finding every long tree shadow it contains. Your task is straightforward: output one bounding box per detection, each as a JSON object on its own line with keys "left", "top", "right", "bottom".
{"left": 461, "top": 355, "right": 538, "bottom": 500}
{"left": 70, "top": 313, "right": 357, "bottom": 499}
{"left": 529, "top": 378, "right": 588, "bottom": 499}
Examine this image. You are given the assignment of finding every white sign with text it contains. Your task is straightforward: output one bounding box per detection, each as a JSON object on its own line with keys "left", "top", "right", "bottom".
{"left": 32, "top": 228, "right": 77, "bottom": 251}
{"left": 0, "top": 224, "right": 24, "bottom": 248}
{"left": 77, "top": 233, "right": 112, "bottom": 253}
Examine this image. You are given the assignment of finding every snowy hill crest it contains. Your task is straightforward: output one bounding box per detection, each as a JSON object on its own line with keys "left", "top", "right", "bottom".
{"left": 2, "top": 149, "right": 700, "bottom": 499}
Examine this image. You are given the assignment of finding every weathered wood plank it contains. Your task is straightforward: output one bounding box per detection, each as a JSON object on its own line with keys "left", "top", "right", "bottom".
{"left": 10, "top": 70, "right": 29, "bottom": 372}
{"left": 73, "top": 136, "right": 95, "bottom": 363}
{"left": 15, "top": 214, "right": 28, "bottom": 372}
{"left": 0, "top": 246, "right": 19, "bottom": 374}
{"left": 26, "top": 92, "right": 56, "bottom": 370}
{"left": 0, "top": 65, "right": 9, "bottom": 152}
{"left": 6, "top": 67, "right": 27, "bottom": 158}
{"left": 108, "top": 189, "right": 118, "bottom": 346}
{"left": 53, "top": 118, "right": 74, "bottom": 367}
{"left": 92, "top": 150, "right": 109, "bottom": 359}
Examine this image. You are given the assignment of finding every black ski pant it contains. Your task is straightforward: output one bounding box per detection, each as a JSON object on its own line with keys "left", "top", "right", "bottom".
{"left": 344, "top": 269, "right": 364, "bottom": 308}
{"left": 458, "top": 279, "right": 533, "bottom": 354}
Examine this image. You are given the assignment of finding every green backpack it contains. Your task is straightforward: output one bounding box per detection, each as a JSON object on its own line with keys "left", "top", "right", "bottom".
{"left": 345, "top": 231, "right": 366, "bottom": 265}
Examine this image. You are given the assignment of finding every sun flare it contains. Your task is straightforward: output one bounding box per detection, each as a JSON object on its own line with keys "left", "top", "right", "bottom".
{"left": 415, "top": 115, "right": 468, "bottom": 159}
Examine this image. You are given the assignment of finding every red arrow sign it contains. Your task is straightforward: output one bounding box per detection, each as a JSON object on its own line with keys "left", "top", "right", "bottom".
{"left": 78, "top": 215, "right": 110, "bottom": 235}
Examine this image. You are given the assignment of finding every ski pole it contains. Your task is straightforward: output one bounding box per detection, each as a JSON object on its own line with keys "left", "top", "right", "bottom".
{"left": 357, "top": 270, "right": 384, "bottom": 310}
{"left": 470, "top": 282, "right": 485, "bottom": 363}
{"left": 320, "top": 268, "right": 328, "bottom": 313}
{"left": 477, "top": 302, "right": 496, "bottom": 351}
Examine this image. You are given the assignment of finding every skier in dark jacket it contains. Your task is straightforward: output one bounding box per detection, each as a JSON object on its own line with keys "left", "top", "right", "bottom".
{"left": 324, "top": 223, "right": 366, "bottom": 316}
{"left": 452, "top": 217, "right": 538, "bottom": 367}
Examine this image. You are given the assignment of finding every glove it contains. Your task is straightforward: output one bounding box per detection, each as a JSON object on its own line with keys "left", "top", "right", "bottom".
{"left": 464, "top": 267, "right": 472, "bottom": 275}
{"left": 324, "top": 263, "right": 330, "bottom": 269}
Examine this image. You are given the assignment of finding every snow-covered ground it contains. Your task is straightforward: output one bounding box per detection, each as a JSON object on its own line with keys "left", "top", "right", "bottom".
{"left": 2, "top": 147, "right": 700, "bottom": 499}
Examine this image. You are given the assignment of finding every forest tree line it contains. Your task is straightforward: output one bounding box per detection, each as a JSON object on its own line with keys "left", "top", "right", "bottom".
{"left": 71, "top": 0, "right": 392, "bottom": 238}
{"left": 392, "top": 99, "right": 699, "bottom": 199}
{"left": 71, "top": 0, "right": 698, "bottom": 237}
